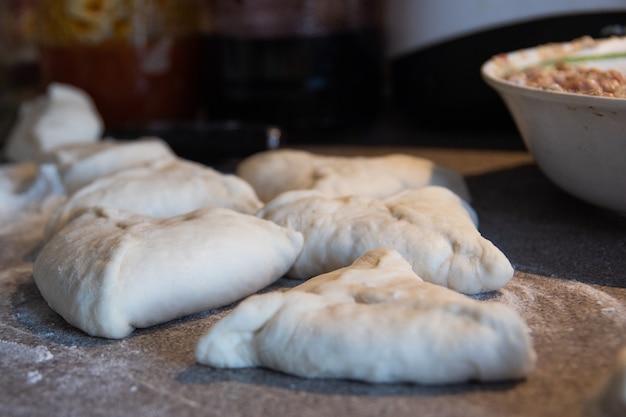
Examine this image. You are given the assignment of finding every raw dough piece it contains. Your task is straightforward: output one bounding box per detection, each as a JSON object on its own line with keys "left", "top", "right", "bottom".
{"left": 586, "top": 346, "right": 626, "bottom": 417}
{"left": 50, "top": 137, "right": 176, "bottom": 194}
{"left": 3, "top": 83, "right": 103, "bottom": 162}
{"left": 44, "top": 157, "right": 263, "bottom": 240}
{"left": 259, "top": 187, "right": 512, "bottom": 294}
{"left": 236, "top": 149, "right": 471, "bottom": 202}
{"left": 33, "top": 206, "right": 304, "bottom": 339}
{"left": 196, "top": 248, "right": 535, "bottom": 384}
{"left": 0, "top": 162, "right": 65, "bottom": 225}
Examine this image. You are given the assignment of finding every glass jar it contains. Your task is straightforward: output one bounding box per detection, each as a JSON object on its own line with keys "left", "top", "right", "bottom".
{"left": 34, "top": 0, "right": 206, "bottom": 128}
{"left": 0, "top": 0, "right": 39, "bottom": 143}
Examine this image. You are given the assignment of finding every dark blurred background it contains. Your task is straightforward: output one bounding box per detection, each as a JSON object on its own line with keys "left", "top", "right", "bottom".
{"left": 1, "top": 0, "right": 625, "bottom": 153}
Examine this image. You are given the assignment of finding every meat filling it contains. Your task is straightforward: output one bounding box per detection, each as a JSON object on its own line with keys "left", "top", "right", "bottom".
{"left": 505, "top": 62, "right": 626, "bottom": 98}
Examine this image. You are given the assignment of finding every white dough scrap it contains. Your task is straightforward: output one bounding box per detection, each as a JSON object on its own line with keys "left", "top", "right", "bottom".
{"left": 3, "top": 83, "right": 103, "bottom": 162}
{"left": 44, "top": 157, "right": 263, "bottom": 240}
{"left": 0, "top": 162, "right": 65, "bottom": 225}
{"left": 196, "top": 248, "right": 536, "bottom": 385}
{"left": 236, "top": 149, "right": 471, "bottom": 202}
{"left": 259, "top": 186, "right": 512, "bottom": 294}
{"left": 49, "top": 137, "right": 176, "bottom": 194}
{"left": 33, "top": 206, "right": 304, "bottom": 339}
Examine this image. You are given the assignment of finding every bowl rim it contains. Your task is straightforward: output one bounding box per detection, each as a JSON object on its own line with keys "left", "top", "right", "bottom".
{"left": 480, "top": 36, "right": 626, "bottom": 106}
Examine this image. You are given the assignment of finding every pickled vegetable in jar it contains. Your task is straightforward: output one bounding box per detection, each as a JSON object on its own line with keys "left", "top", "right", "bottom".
{"left": 35, "top": 0, "right": 206, "bottom": 127}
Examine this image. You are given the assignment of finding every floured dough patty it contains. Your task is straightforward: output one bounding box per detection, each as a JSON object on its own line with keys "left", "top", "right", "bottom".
{"left": 0, "top": 162, "right": 65, "bottom": 224}
{"left": 236, "top": 149, "right": 471, "bottom": 202}
{"left": 259, "top": 187, "right": 512, "bottom": 294}
{"left": 49, "top": 137, "right": 176, "bottom": 194}
{"left": 33, "top": 206, "right": 304, "bottom": 339}
{"left": 196, "top": 248, "right": 535, "bottom": 384}
{"left": 3, "top": 83, "right": 103, "bottom": 162}
{"left": 44, "top": 157, "right": 263, "bottom": 240}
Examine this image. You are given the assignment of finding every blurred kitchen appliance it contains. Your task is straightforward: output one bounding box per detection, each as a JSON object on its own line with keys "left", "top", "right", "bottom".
{"left": 206, "top": 0, "right": 386, "bottom": 134}
{"left": 386, "top": 0, "right": 626, "bottom": 133}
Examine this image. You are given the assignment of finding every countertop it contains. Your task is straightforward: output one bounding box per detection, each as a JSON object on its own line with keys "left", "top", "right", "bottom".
{"left": 1, "top": 127, "right": 625, "bottom": 417}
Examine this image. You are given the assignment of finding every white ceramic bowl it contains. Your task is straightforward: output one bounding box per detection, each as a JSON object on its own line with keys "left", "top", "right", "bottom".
{"left": 481, "top": 36, "right": 626, "bottom": 215}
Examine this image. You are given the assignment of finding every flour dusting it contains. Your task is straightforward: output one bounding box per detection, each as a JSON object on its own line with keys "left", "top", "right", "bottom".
{"left": 26, "top": 370, "right": 43, "bottom": 385}
{"left": 0, "top": 341, "right": 54, "bottom": 366}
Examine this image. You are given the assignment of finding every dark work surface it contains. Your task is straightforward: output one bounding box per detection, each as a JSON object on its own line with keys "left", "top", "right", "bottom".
{"left": 468, "top": 163, "right": 626, "bottom": 288}
{"left": 1, "top": 134, "right": 625, "bottom": 416}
